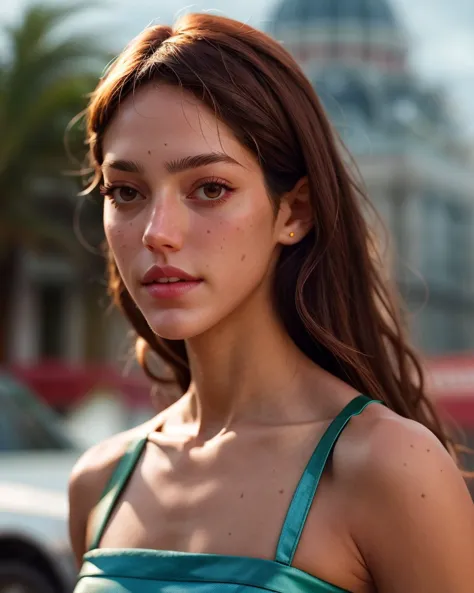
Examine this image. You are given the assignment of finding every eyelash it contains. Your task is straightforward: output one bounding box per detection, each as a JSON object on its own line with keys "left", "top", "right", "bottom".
{"left": 99, "top": 178, "right": 235, "bottom": 208}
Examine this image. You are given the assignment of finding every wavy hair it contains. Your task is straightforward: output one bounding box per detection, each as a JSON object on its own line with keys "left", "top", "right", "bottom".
{"left": 83, "top": 13, "right": 455, "bottom": 457}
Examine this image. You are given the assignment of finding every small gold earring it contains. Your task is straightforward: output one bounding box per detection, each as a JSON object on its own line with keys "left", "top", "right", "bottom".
{"left": 289, "top": 232, "right": 295, "bottom": 238}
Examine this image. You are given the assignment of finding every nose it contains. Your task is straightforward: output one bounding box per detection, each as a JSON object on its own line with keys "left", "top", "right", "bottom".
{"left": 142, "top": 193, "right": 187, "bottom": 254}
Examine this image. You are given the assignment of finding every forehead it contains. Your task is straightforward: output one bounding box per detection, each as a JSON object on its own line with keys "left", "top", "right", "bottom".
{"left": 102, "top": 84, "right": 248, "bottom": 164}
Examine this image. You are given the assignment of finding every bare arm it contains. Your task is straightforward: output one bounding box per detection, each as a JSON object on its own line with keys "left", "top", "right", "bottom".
{"left": 352, "top": 417, "right": 474, "bottom": 592}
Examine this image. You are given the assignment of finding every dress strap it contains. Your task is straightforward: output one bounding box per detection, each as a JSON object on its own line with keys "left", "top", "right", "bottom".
{"left": 274, "top": 395, "right": 381, "bottom": 566}
{"left": 88, "top": 434, "right": 149, "bottom": 551}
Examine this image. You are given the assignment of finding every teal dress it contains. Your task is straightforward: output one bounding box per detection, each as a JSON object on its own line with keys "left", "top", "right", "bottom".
{"left": 75, "top": 395, "right": 380, "bottom": 592}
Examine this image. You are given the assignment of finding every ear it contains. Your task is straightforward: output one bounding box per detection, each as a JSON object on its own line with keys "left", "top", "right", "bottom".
{"left": 276, "top": 177, "right": 313, "bottom": 245}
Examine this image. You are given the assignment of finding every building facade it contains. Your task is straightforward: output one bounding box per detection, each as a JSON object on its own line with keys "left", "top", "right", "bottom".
{"left": 270, "top": 0, "right": 474, "bottom": 356}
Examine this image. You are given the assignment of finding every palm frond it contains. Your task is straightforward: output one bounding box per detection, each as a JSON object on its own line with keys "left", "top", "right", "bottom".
{"left": 0, "top": 1, "right": 108, "bottom": 259}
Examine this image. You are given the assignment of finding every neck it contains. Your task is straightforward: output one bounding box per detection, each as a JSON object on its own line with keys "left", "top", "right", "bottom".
{"left": 181, "top": 283, "right": 318, "bottom": 436}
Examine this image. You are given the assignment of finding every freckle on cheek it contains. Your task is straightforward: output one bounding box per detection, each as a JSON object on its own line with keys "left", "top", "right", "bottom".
{"left": 241, "top": 254, "right": 246, "bottom": 261}
{"left": 206, "top": 230, "right": 211, "bottom": 234}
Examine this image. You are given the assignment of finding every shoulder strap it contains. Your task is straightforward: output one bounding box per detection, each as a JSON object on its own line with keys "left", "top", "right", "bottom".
{"left": 88, "top": 434, "right": 148, "bottom": 551}
{"left": 274, "top": 395, "right": 381, "bottom": 566}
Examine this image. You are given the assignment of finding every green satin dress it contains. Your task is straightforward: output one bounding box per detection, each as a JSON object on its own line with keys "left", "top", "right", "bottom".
{"left": 74, "top": 395, "right": 380, "bottom": 593}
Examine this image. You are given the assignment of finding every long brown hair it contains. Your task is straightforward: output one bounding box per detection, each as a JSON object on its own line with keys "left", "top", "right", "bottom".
{"left": 83, "top": 13, "right": 454, "bottom": 455}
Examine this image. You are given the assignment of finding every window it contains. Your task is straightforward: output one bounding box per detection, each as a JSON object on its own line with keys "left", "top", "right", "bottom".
{"left": 420, "top": 195, "right": 470, "bottom": 291}
{"left": 446, "top": 203, "right": 470, "bottom": 291}
{"left": 38, "top": 282, "right": 67, "bottom": 359}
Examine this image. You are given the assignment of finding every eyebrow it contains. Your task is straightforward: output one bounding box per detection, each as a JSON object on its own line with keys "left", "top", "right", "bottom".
{"left": 101, "top": 152, "right": 242, "bottom": 175}
{"left": 101, "top": 159, "right": 144, "bottom": 174}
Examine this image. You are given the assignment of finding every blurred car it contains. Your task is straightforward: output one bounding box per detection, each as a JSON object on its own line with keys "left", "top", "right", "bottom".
{"left": 0, "top": 372, "right": 82, "bottom": 593}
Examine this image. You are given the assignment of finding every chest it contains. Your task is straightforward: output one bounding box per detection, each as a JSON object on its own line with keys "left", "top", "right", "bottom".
{"left": 98, "top": 431, "right": 304, "bottom": 544}
{"left": 92, "top": 429, "right": 368, "bottom": 592}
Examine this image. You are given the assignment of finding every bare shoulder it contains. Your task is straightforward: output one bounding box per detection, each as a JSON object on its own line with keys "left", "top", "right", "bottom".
{"left": 334, "top": 401, "right": 465, "bottom": 492}
{"left": 69, "top": 420, "right": 152, "bottom": 504}
{"left": 334, "top": 402, "right": 474, "bottom": 592}
{"left": 68, "top": 415, "right": 160, "bottom": 565}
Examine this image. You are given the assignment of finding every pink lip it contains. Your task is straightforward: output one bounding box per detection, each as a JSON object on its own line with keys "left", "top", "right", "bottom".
{"left": 145, "top": 281, "right": 201, "bottom": 300}
{"left": 141, "top": 265, "right": 202, "bottom": 300}
{"left": 142, "top": 265, "right": 199, "bottom": 284}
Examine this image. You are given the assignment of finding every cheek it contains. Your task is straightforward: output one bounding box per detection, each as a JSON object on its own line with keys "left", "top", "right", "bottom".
{"left": 204, "top": 203, "right": 274, "bottom": 268}
{"left": 103, "top": 202, "right": 118, "bottom": 244}
{"left": 103, "top": 208, "right": 139, "bottom": 270}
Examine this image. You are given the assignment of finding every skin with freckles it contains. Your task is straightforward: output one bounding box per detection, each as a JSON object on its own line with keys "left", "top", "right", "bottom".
{"left": 102, "top": 84, "right": 296, "bottom": 343}
{"left": 69, "top": 83, "right": 474, "bottom": 593}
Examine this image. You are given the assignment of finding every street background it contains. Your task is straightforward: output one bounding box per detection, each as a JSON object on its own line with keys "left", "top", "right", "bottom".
{"left": 1, "top": 1, "right": 474, "bottom": 589}
{"left": 2, "top": 0, "right": 474, "bottom": 458}
{"left": 1, "top": 0, "right": 474, "bottom": 564}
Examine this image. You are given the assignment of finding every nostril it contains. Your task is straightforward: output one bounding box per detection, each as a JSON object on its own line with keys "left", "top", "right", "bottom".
{"left": 143, "top": 238, "right": 155, "bottom": 252}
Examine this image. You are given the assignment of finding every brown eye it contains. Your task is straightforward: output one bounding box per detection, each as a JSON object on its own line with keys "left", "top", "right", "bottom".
{"left": 116, "top": 187, "right": 139, "bottom": 202}
{"left": 100, "top": 184, "right": 144, "bottom": 206}
{"left": 188, "top": 180, "right": 234, "bottom": 204}
{"left": 202, "top": 183, "right": 224, "bottom": 200}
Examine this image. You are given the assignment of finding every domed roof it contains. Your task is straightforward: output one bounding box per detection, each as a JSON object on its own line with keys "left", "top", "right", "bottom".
{"left": 272, "top": 0, "right": 398, "bottom": 29}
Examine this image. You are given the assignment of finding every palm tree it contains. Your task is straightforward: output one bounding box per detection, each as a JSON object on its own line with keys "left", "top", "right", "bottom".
{"left": 0, "top": 2, "right": 110, "bottom": 360}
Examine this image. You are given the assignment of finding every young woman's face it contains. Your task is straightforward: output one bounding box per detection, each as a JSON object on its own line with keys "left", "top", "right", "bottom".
{"left": 102, "top": 84, "right": 292, "bottom": 340}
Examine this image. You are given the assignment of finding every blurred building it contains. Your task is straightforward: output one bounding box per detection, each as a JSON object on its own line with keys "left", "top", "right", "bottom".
{"left": 270, "top": 0, "right": 474, "bottom": 356}
{"left": 6, "top": 247, "right": 129, "bottom": 366}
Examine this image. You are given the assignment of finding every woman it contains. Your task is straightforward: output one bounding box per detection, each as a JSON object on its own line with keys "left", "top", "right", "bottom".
{"left": 69, "top": 13, "right": 474, "bottom": 593}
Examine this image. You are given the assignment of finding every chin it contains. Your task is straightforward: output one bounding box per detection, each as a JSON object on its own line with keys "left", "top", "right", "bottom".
{"left": 144, "top": 309, "right": 214, "bottom": 341}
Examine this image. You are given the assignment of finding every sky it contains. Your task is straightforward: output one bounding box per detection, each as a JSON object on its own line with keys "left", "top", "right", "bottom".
{"left": 2, "top": 0, "right": 474, "bottom": 136}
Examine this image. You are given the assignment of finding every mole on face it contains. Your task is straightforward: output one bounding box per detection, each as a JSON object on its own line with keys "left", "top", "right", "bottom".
{"left": 241, "top": 254, "right": 246, "bottom": 261}
{"left": 207, "top": 230, "right": 211, "bottom": 234}
{"left": 147, "top": 150, "right": 151, "bottom": 155}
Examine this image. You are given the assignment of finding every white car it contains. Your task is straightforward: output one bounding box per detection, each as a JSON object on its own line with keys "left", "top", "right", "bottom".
{"left": 0, "top": 373, "right": 81, "bottom": 593}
